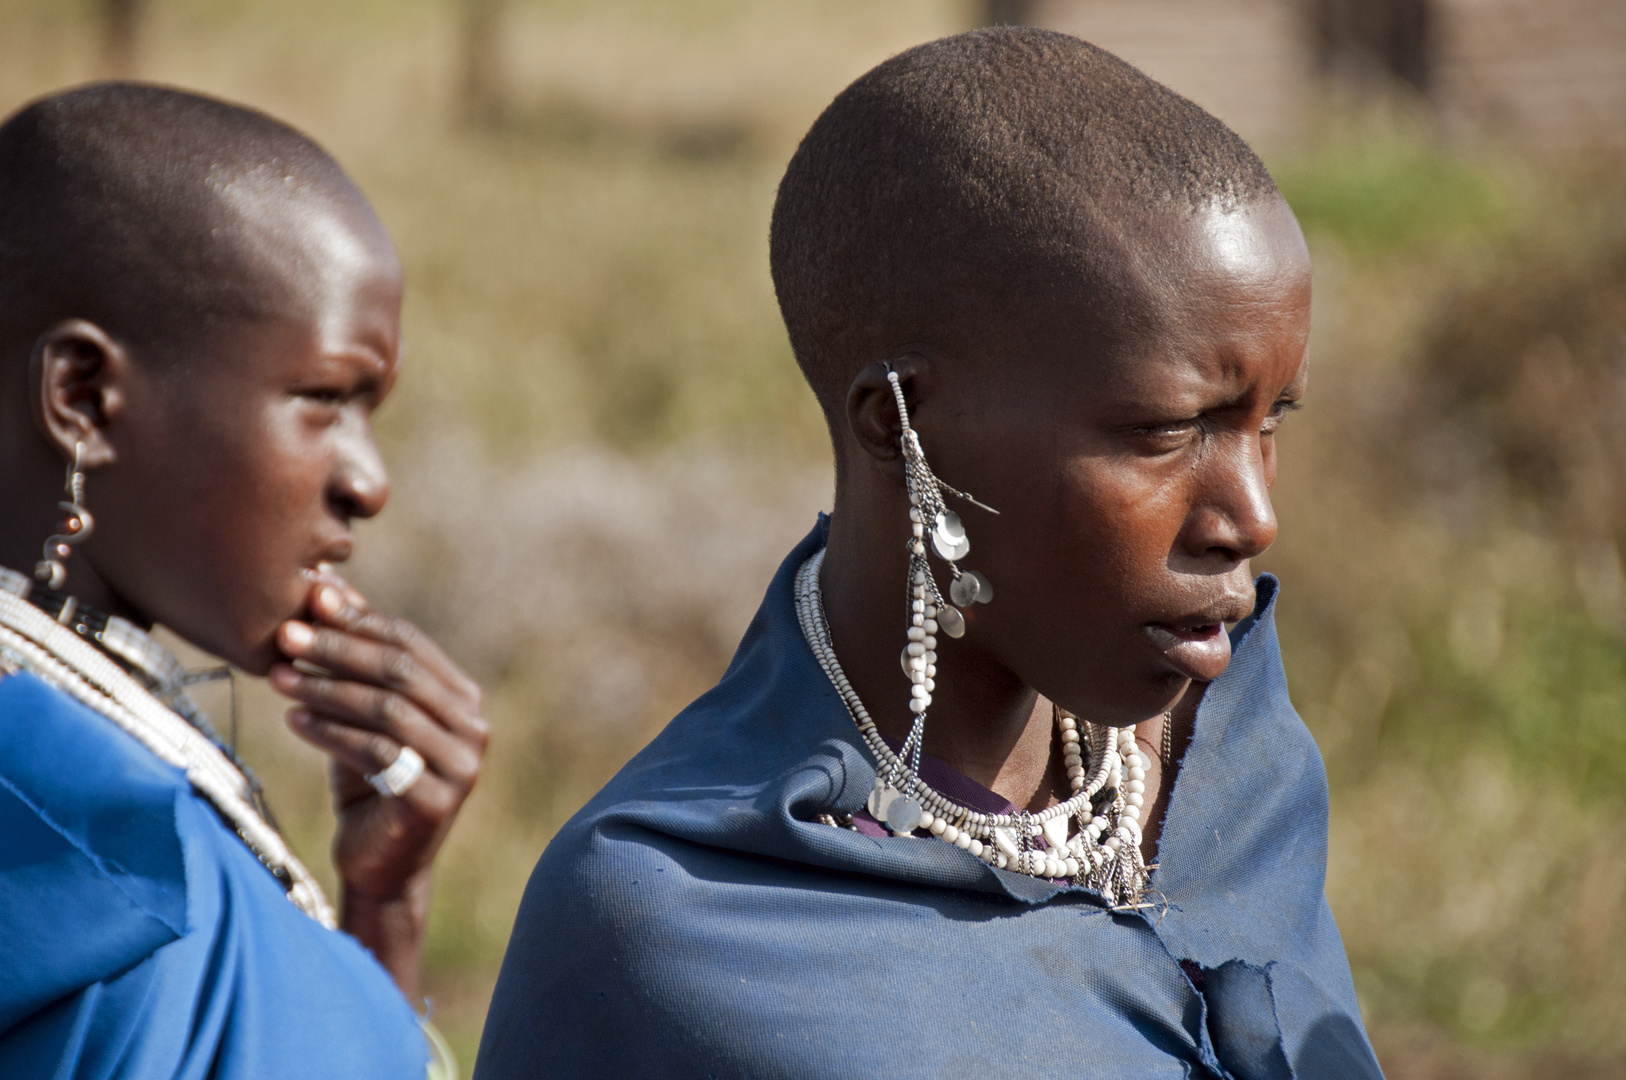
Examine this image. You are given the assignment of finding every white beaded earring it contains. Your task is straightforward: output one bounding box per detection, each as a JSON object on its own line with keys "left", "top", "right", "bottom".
{"left": 876, "top": 366, "right": 998, "bottom": 825}
{"left": 885, "top": 364, "right": 997, "bottom": 621}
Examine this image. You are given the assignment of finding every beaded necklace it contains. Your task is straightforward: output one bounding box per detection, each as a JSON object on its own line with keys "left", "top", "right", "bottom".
{"left": 0, "top": 572, "right": 335, "bottom": 927}
{"left": 795, "top": 548, "right": 1156, "bottom": 907}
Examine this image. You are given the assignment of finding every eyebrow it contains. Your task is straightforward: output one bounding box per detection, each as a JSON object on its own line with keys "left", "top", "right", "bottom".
{"left": 327, "top": 346, "right": 392, "bottom": 376}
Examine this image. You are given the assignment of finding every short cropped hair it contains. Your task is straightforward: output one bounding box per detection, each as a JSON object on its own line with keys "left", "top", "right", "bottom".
{"left": 0, "top": 82, "right": 358, "bottom": 363}
{"left": 769, "top": 27, "right": 1280, "bottom": 416}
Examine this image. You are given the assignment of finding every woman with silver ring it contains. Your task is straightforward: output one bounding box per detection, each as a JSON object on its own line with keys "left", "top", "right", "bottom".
{"left": 0, "top": 86, "right": 487, "bottom": 1079}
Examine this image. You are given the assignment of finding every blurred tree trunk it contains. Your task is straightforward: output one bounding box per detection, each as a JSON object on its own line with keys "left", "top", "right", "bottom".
{"left": 100, "top": 0, "right": 148, "bottom": 78}
{"left": 459, "top": 0, "right": 508, "bottom": 123}
{"left": 981, "top": 0, "right": 1039, "bottom": 26}
{"left": 1312, "top": 0, "right": 1433, "bottom": 95}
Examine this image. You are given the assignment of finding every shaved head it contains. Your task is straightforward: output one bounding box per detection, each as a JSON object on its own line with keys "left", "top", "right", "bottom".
{"left": 769, "top": 28, "right": 1281, "bottom": 419}
{"left": 0, "top": 82, "right": 383, "bottom": 371}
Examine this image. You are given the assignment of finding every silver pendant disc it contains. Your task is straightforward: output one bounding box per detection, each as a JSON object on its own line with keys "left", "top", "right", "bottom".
{"left": 885, "top": 796, "right": 923, "bottom": 835}
{"left": 868, "top": 783, "right": 900, "bottom": 820}
{"left": 932, "top": 529, "right": 970, "bottom": 562}
{"left": 937, "top": 604, "right": 966, "bottom": 638}
{"left": 949, "top": 572, "right": 981, "bottom": 607}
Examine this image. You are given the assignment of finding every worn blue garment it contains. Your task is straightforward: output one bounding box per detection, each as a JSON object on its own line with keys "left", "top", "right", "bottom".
{"left": 0, "top": 672, "right": 426, "bottom": 1079}
{"left": 478, "top": 520, "right": 1384, "bottom": 1080}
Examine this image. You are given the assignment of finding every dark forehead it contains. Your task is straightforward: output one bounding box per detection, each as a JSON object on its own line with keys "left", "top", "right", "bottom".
{"left": 956, "top": 197, "right": 1311, "bottom": 403}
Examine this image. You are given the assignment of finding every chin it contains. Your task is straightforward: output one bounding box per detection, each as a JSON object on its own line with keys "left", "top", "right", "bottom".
{"left": 234, "top": 636, "right": 282, "bottom": 678}
{"left": 173, "top": 596, "right": 288, "bottom": 674}
{"left": 174, "top": 620, "right": 278, "bottom": 675}
{"left": 1045, "top": 668, "right": 1187, "bottom": 728}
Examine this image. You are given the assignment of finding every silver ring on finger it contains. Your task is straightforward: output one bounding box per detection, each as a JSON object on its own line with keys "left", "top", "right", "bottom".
{"left": 366, "top": 745, "right": 425, "bottom": 797}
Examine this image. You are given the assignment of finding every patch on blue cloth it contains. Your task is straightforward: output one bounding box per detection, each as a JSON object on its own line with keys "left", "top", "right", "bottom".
{"left": 1203, "top": 959, "right": 1293, "bottom": 1080}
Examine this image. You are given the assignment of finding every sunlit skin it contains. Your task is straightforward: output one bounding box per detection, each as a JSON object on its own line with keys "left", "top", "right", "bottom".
{"left": 0, "top": 182, "right": 486, "bottom": 1000}
{"left": 818, "top": 195, "right": 1311, "bottom": 861}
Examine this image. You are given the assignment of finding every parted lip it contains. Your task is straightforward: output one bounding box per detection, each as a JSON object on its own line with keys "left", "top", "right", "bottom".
{"left": 1143, "top": 593, "right": 1255, "bottom": 633}
{"left": 1145, "top": 622, "right": 1223, "bottom": 641}
{"left": 1135, "top": 582, "right": 1256, "bottom": 680}
{"left": 301, "top": 538, "right": 354, "bottom": 579}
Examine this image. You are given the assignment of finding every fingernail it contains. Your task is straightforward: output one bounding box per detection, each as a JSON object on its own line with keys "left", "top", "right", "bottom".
{"left": 287, "top": 707, "right": 310, "bottom": 728}
{"left": 282, "top": 621, "right": 314, "bottom": 650}
{"left": 316, "top": 585, "right": 343, "bottom": 615}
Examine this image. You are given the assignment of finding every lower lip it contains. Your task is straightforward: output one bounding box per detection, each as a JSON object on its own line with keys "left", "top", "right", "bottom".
{"left": 1143, "top": 622, "right": 1231, "bottom": 682}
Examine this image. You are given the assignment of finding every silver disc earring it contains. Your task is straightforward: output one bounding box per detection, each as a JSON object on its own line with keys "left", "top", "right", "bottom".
{"left": 886, "top": 367, "right": 997, "bottom": 630}
{"left": 35, "top": 441, "right": 94, "bottom": 591}
{"left": 871, "top": 369, "right": 995, "bottom": 832}
{"left": 872, "top": 366, "right": 999, "bottom": 836}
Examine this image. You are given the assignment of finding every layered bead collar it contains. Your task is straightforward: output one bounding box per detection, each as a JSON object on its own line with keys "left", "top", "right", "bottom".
{"left": 0, "top": 565, "right": 224, "bottom": 740}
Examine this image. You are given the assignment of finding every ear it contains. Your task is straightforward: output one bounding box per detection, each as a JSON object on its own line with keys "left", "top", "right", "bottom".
{"left": 30, "top": 320, "right": 129, "bottom": 468}
{"left": 845, "top": 354, "right": 933, "bottom": 483}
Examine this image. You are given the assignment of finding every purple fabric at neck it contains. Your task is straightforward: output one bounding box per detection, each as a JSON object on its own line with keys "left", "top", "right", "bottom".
{"left": 851, "top": 735, "right": 1024, "bottom": 839}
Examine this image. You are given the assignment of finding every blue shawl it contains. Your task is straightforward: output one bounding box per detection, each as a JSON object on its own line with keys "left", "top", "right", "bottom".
{"left": 478, "top": 521, "right": 1384, "bottom": 1079}
{"left": 0, "top": 672, "right": 426, "bottom": 1079}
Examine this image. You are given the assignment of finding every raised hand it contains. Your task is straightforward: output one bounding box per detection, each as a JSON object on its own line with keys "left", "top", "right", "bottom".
{"left": 269, "top": 578, "right": 487, "bottom": 997}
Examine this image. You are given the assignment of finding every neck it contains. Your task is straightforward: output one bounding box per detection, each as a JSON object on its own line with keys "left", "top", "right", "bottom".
{"left": 820, "top": 502, "right": 1066, "bottom": 813}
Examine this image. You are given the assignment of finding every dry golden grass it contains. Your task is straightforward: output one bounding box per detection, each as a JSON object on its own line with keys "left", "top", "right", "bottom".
{"left": 3, "top": 3, "right": 1624, "bottom": 1075}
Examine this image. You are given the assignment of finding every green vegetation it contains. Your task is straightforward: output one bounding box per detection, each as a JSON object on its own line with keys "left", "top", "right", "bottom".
{"left": 1277, "top": 137, "right": 1507, "bottom": 253}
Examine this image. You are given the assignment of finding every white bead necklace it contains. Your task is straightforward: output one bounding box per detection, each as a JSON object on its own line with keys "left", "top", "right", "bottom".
{"left": 795, "top": 548, "right": 1155, "bottom": 905}
{"left": 0, "top": 587, "right": 337, "bottom": 928}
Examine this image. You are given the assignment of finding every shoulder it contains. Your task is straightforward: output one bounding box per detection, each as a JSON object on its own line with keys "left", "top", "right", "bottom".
{"left": 0, "top": 671, "right": 192, "bottom": 898}
{"left": 0, "top": 674, "right": 425, "bottom": 1076}
{"left": 0, "top": 672, "right": 191, "bottom": 1031}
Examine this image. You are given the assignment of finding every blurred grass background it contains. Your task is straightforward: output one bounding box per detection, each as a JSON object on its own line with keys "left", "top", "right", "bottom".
{"left": 3, "top": 1, "right": 1624, "bottom": 1075}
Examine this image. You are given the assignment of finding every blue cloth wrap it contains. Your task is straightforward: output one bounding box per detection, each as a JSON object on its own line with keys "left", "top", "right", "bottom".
{"left": 478, "top": 520, "right": 1385, "bottom": 1079}
{"left": 0, "top": 671, "right": 426, "bottom": 1079}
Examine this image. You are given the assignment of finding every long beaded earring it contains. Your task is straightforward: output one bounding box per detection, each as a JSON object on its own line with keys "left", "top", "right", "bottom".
{"left": 35, "top": 442, "right": 94, "bottom": 591}
{"left": 885, "top": 365, "right": 998, "bottom": 624}
{"left": 870, "top": 367, "right": 999, "bottom": 832}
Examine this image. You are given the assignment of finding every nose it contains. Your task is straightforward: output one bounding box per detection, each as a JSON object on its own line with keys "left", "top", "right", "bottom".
{"left": 329, "top": 422, "right": 390, "bottom": 521}
{"left": 1179, "top": 435, "right": 1277, "bottom": 564}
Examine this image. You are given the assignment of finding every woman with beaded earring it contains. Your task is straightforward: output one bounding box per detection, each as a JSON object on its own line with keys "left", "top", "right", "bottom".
{"left": 481, "top": 29, "right": 1385, "bottom": 1080}
{"left": 0, "top": 87, "right": 486, "bottom": 1078}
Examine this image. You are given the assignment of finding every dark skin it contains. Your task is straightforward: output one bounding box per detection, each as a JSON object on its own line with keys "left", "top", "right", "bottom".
{"left": 819, "top": 196, "right": 1311, "bottom": 862}
{"left": 0, "top": 182, "right": 486, "bottom": 1000}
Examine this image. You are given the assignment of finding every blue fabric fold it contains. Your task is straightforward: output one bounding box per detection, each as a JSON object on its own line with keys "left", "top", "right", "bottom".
{"left": 478, "top": 519, "right": 1386, "bottom": 1079}
{"left": 0, "top": 672, "right": 426, "bottom": 1079}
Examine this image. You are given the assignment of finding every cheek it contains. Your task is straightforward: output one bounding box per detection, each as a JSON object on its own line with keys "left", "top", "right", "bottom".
{"left": 177, "top": 409, "right": 330, "bottom": 580}
{"left": 1038, "top": 461, "right": 1188, "bottom": 591}
{"left": 969, "top": 462, "right": 1196, "bottom": 660}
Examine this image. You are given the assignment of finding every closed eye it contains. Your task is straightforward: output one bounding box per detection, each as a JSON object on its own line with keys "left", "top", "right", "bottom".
{"left": 1262, "top": 399, "right": 1302, "bottom": 434}
{"left": 1125, "top": 416, "right": 1206, "bottom": 453}
{"left": 295, "top": 376, "right": 383, "bottom": 407}
{"left": 1137, "top": 418, "right": 1200, "bottom": 437}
